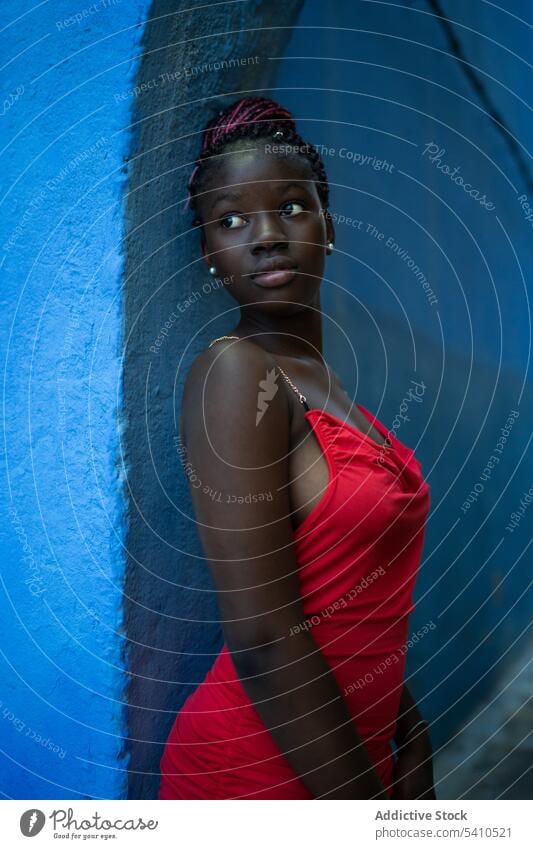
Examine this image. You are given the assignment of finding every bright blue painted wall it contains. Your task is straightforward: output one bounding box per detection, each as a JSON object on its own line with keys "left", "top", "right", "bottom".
{"left": 273, "top": 0, "right": 533, "bottom": 747}
{"left": 0, "top": 0, "right": 150, "bottom": 799}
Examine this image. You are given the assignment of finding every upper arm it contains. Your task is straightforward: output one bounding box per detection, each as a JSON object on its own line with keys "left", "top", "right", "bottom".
{"left": 181, "top": 341, "right": 305, "bottom": 666}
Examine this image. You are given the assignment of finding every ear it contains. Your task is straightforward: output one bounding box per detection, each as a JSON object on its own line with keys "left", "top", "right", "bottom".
{"left": 324, "top": 209, "right": 336, "bottom": 252}
{"left": 200, "top": 234, "right": 211, "bottom": 271}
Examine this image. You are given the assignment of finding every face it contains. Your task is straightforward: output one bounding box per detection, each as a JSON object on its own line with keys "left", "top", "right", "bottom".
{"left": 196, "top": 142, "right": 335, "bottom": 315}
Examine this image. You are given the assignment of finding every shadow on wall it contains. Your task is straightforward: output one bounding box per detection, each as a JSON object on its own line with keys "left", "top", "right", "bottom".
{"left": 121, "top": 0, "right": 305, "bottom": 800}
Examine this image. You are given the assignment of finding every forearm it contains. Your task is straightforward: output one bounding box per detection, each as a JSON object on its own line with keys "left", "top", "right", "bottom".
{"left": 231, "top": 631, "right": 389, "bottom": 799}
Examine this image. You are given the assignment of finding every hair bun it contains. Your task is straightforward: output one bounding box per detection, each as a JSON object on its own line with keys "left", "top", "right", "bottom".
{"left": 202, "top": 96, "right": 295, "bottom": 151}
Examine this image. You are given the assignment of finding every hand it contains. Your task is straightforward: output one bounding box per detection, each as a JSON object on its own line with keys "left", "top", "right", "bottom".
{"left": 391, "top": 734, "right": 436, "bottom": 800}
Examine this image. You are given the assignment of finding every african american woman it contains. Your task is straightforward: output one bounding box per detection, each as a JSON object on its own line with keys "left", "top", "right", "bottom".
{"left": 159, "top": 96, "right": 436, "bottom": 801}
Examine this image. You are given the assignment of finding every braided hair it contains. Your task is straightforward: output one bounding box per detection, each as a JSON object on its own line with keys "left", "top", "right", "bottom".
{"left": 186, "top": 96, "right": 331, "bottom": 227}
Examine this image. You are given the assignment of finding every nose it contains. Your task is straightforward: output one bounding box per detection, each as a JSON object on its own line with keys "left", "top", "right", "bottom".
{"left": 249, "top": 210, "right": 288, "bottom": 254}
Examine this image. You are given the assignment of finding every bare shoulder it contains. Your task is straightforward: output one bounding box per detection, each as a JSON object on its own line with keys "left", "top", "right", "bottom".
{"left": 325, "top": 361, "right": 343, "bottom": 387}
{"left": 181, "top": 338, "right": 289, "bottom": 455}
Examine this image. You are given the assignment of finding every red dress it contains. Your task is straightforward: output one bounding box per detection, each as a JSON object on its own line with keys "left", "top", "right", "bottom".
{"left": 160, "top": 357, "right": 431, "bottom": 799}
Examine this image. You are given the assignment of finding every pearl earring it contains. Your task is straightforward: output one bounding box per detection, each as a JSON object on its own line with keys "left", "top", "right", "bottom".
{"left": 327, "top": 242, "right": 334, "bottom": 251}
{"left": 209, "top": 266, "right": 217, "bottom": 276}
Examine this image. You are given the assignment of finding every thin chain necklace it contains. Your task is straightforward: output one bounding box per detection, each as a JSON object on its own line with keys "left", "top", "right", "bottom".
{"left": 208, "top": 335, "right": 311, "bottom": 405}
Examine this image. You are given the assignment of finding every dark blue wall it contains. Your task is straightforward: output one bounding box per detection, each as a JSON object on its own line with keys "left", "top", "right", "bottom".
{"left": 272, "top": 0, "right": 533, "bottom": 749}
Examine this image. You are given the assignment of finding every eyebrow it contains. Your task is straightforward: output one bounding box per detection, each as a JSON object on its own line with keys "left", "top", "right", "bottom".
{"left": 208, "top": 181, "right": 312, "bottom": 213}
{"left": 209, "top": 191, "right": 241, "bottom": 212}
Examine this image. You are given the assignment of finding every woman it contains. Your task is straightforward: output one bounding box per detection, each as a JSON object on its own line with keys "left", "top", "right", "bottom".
{"left": 159, "top": 96, "right": 436, "bottom": 800}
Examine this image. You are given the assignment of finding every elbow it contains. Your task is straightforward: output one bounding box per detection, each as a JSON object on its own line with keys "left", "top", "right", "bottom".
{"left": 221, "top": 602, "right": 309, "bottom": 675}
{"left": 225, "top": 629, "right": 289, "bottom": 676}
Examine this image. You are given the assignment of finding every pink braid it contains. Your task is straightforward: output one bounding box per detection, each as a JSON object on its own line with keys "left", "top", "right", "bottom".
{"left": 185, "top": 97, "right": 296, "bottom": 215}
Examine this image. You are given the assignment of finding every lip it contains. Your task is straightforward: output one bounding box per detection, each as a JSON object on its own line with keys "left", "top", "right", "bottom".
{"left": 251, "top": 260, "right": 298, "bottom": 288}
{"left": 252, "top": 268, "right": 298, "bottom": 288}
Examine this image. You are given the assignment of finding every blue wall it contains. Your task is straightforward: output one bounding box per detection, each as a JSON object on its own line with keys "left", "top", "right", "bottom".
{"left": 1, "top": 0, "right": 531, "bottom": 800}
{"left": 273, "top": 0, "right": 533, "bottom": 748}
{"left": 0, "top": 0, "right": 150, "bottom": 799}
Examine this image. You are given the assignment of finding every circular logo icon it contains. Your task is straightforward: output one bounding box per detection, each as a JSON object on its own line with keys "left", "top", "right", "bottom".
{"left": 20, "top": 809, "right": 45, "bottom": 837}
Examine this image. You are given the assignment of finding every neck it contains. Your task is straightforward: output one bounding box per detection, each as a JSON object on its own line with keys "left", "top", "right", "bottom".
{"left": 234, "top": 298, "right": 324, "bottom": 364}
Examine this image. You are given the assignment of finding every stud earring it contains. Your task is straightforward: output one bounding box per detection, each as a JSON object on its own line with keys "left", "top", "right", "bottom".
{"left": 209, "top": 266, "right": 217, "bottom": 276}
{"left": 327, "top": 242, "right": 334, "bottom": 252}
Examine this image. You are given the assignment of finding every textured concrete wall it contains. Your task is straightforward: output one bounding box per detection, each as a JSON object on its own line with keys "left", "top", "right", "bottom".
{"left": 273, "top": 0, "right": 532, "bottom": 770}
{"left": 434, "top": 634, "right": 533, "bottom": 798}
{"left": 0, "top": 0, "right": 150, "bottom": 799}
{"left": 122, "top": 0, "right": 305, "bottom": 799}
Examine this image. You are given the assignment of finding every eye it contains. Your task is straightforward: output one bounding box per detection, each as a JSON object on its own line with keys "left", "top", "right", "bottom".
{"left": 219, "top": 213, "right": 247, "bottom": 229}
{"left": 280, "top": 200, "right": 305, "bottom": 217}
